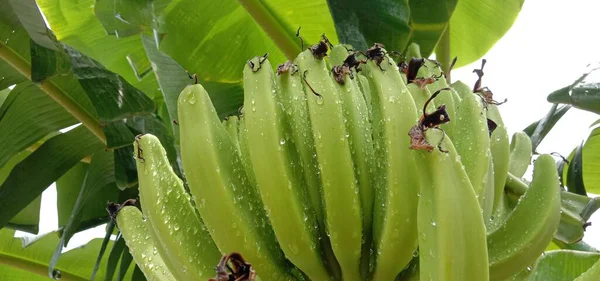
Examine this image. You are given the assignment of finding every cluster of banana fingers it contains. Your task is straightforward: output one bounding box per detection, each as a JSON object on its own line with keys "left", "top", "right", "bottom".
{"left": 109, "top": 38, "right": 585, "bottom": 281}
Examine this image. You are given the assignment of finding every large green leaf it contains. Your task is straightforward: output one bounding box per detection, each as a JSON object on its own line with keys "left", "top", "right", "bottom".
{"left": 140, "top": 34, "right": 187, "bottom": 143}
{"left": 56, "top": 163, "right": 90, "bottom": 228}
{"left": 36, "top": 0, "right": 161, "bottom": 99}
{"left": 528, "top": 250, "right": 600, "bottom": 281}
{"left": 0, "top": 82, "right": 77, "bottom": 169}
{"left": 408, "top": 0, "right": 457, "bottom": 57}
{"left": 446, "top": 0, "right": 524, "bottom": 68}
{"left": 0, "top": 126, "right": 104, "bottom": 228}
{"left": 0, "top": 229, "right": 135, "bottom": 280}
{"left": 60, "top": 150, "right": 118, "bottom": 247}
{"left": 50, "top": 150, "right": 120, "bottom": 277}
{"left": 0, "top": 149, "right": 41, "bottom": 234}
{"left": 327, "top": 0, "right": 410, "bottom": 51}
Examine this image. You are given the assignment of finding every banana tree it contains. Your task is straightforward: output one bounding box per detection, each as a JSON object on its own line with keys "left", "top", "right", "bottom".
{"left": 1, "top": 0, "right": 599, "bottom": 280}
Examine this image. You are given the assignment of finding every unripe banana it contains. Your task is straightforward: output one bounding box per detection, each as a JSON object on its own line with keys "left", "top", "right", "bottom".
{"left": 574, "top": 256, "right": 600, "bottom": 280}
{"left": 407, "top": 83, "right": 435, "bottom": 113}
{"left": 243, "top": 56, "right": 330, "bottom": 280}
{"left": 450, "top": 80, "right": 472, "bottom": 101}
{"left": 116, "top": 205, "right": 176, "bottom": 281}
{"left": 329, "top": 45, "right": 377, "bottom": 277}
{"left": 415, "top": 129, "right": 489, "bottom": 281}
{"left": 362, "top": 53, "right": 420, "bottom": 281}
{"left": 178, "top": 84, "right": 297, "bottom": 280}
{"left": 295, "top": 49, "right": 363, "bottom": 281}
{"left": 276, "top": 61, "right": 342, "bottom": 280}
{"left": 487, "top": 154, "right": 561, "bottom": 280}
{"left": 482, "top": 156, "right": 496, "bottom": 224}
{"left": 509, "top": 132, "right": 533, "bottom": 178}
{"left": 223, "top": 115, "right": 241, "bottom": 152}
{"left": 452, "top": 89, "right": 491, "bottom": 202}
{"left": 237, "top": 117, "right": 259, "bottom": 193}
{"left": 489, "top": 125, "right": 510, "bottom": 226}
{"left": 134, "top": 134, "right": 221, "bottom": 280}
{"left": 356, "top": 74, "right": 373, "bottom": 121}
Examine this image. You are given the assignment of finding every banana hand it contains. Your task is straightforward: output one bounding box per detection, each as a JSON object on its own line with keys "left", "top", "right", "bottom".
{"left": 362, "top": 49, "right": 420, "bottom": 281}
{"left": 243, "top": 56, "right": 330, "bottom": 280}
{"left": 178, "top": 84, "right": 297, "bottom": 280}
{"left": 295, "top": 49, "right": 363, "bottom": 281}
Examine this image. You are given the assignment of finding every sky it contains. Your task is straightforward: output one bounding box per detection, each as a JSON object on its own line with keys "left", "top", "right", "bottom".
{"left": 15, "top": 0, "right": 600, "bottom": 251}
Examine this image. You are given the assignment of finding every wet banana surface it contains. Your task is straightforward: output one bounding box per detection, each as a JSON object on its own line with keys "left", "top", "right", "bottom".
{"left": 110, "top": 41, "right": 573, "bottom": 281}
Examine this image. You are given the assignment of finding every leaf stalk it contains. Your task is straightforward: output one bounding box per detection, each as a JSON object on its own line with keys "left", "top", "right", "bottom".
{"left": 0, "top": 41, "right": 107, "bottom": 145}
{"left": 237, "top": 0, "right": 302, "bottom": 60}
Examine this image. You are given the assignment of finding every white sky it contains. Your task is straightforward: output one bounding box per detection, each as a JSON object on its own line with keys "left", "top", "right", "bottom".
{"left": 16, "top": 0, "right": 600, "bottom": 251}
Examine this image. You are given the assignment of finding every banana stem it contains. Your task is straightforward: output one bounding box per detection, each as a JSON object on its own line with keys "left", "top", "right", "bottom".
{"left": 505, "top": 172, "right": 528, "bottom": 196}
{"left": 0, "top": 41, "right": 107, "bottom": 145}
{"left": 237, "top": 0, "right": 302, "bottom": 60}
{"left": 0, "top": 253, "right": 87, "bottom": 281}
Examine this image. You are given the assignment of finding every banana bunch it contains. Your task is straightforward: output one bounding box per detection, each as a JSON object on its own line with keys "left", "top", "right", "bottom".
{"left": 108, "top": 40, "right": 585, "bottom": 281}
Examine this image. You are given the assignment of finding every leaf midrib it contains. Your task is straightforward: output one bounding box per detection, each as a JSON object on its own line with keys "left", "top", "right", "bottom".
{"left": 0, "top": 41, "right": 106, "bottom": 145}
{"left": 0, "top": 252, "right": 88, "bottom": 281}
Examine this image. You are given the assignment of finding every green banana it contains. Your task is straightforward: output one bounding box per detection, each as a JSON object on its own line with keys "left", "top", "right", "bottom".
{"left": 406, "top": 83, "right": 435, "bottom": 113}
{"left": 509, "top": 132, "right": 533, "bottom": 178}
{"left": 295, "top": 49, "right": 363, "bottom": 281}
{"left": 575, "top": 255, "right": 600, "bottom": 280}
{"left": 450, "top": 80, "right": 473, "bottom": 101}
{"left": 489, "top": 125, "right": 510, "bottom": 228}
{"left": 178, "top": 84, "right": 297, "bottom": 281}
{"left": 135, "top": 134, "right": 221, "bottom": 280}
{"left": 329, "top": 45, "right": 377, "bottom": 278}
{"left": 415, "top": 129, "right": 489, "bottom": 281}
{"left": 243, "top": 56, "right": 330, "bottom": 280}
{"left": 356, "top": 74, "right": 373, "bottom": 121}
{"left": 116, "top": 205, "right": 177, "bottom": 281}
{"left": 362, "top": 53, "right": 420, "bottom": 281}
{"left": 452, "top": 88, "right": 491, "bottom": 202}
{"left": 236, "top": 117, "right": 259, "bottom": 193}
{"left": 276, "top": 60, "right": 342, "bottom": 280}
{"left": 487, "top": 154, "right": 561, "bottom": 280}
{"left": 223, "top": 115, "right": 241, "bottom": 152}
{"left": 482, "top": 155, "right": 496, "bottom": 224}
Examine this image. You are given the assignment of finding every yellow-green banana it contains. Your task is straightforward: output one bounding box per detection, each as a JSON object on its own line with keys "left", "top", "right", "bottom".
{"left": 295, "top": 49, "right": 363, "bottom": 281}
{"left": 489, "top": 125, "right": 511, "bottom": 230}
{"left": 276, "top": 60, "right": 342, "bottom": 280}
{"left": 178, "top": 84, "right": 297, "bottom": 280}
{"left": 415, "top": 129, "right": 489, "bottom": 281}
{"left": 450, "top": 80, "right": 473, "bottom": 101}
{"left": 329, "top": 45, "right": 377, "bottom": 278}
{"left": 243, "top": 56, "right": 330, "bottom": 280}
{"left": 356, "top": 74, "right": 373, "bottom": 121}
{"left": 452, "top": 88, "right": 491, "bottom": 203}
{"left": 223, "top": 115, "right": 241, "bottom": 152}
{"left": 236, "top": 117, "right": 259, "bottom": 193}
{"left": 509, "top": 132, "right": 533, "bottom": 178}
{"left": 362, "top": 52, "right": 420, "bottom": 281}
{"left": 116, "top": 205, "right": 177, "bottom": 281}
{"left": 135, "top": 134, "right": 221, "bottom": 280}
{"left": 487, "top": 154, "right": 561, "bottom": 280}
